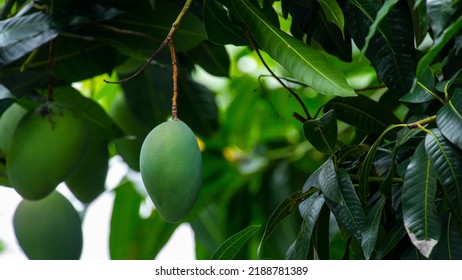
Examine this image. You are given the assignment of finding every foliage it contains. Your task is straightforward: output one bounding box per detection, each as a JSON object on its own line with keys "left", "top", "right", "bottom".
{"left": 1, "top": 0, "right": 462, "bottom": 260}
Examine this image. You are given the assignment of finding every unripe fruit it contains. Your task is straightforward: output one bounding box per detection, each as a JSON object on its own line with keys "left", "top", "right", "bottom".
{"left": 13, "top": 191, "right": 83, "bottom": 260}
{"left": 7, "top": 102, "right": 88, "bottom": 200}
{"left": 110, "top": 94, "right": 150, "bottom": 171}
{"left": 0, "top": 103, "right": 28, "bottom": 158}
{"left": 140, "top": 119, "right": 201, "bottom": 223}
{"left": 65, "top": 137, "right": 108, "bottom": 204}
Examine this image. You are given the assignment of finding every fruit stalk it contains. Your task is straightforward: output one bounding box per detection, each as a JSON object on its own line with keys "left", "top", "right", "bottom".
{"left": 169, "top": 42, "right": 178, "bottom": 120}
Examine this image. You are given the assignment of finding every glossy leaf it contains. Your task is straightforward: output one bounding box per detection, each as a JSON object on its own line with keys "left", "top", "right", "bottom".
{"left": 361, "top": 197, "right": 385, "bottom": 259}
{"left": 417, "top": 15, "right": 462, "bottom": 78}
{"left": 359, "top": 0, "right": 399, "bottom": 58}
{"left": 345, "top": 0, "right": 416, "bottom": 97}
{"left": 402, "top": 142, "right": 440, "bottom": 258}
{"left": 436, "top": 90, "right": 462, "bottom": 150}
{"left": 257, "top": 189, "right": 317, "bottom": 256}
{"left": 427, "top": 0, "right": 459, "bottom": 37}
{"left": 231, "top": 0, "right": 356, "bottom": 97}
{"left": 317, "top": 0, "right": 345, "bottom": 37}
{"left": 425, "top": 128, "right": 462, "bottom": 217}
{"left": 401, "top": 67, "right": 437, "bottom": 103}
{"left": 0, "top": 12, "right": 57, "bottom": 65}
{"left": 324, "top": 95, "right": 401, "bottom": 135}
{"left": 211, "top": 225, "right": 261, "bottom": 260}
{"left": 289, "top": 192, "right": 325, "bottom": 260}
{"left": 53, "top": 87, "right": 124, "bottom": 139}
{"left": 187, "top": 41, "right": 230, "bottom": 77}
{"left": 204, "top": 0, "right": 247, "bottom": 45}
{"left": 375, "top": 222, "right": 407, "bottom": 259}
{"left": 303, "top": 109, "right": 337, "bottom": 154}
{"left": 327, "top": 169, "right": 366, "bottom": 241}
{"left": 303, "top": 157, "right": 342, "bottom": 204}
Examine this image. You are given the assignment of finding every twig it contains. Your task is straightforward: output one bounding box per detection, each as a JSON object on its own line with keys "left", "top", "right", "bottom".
{"left": 406, "top": 115, "right": 436, "bottom": 129}
{"left": 104, "top": 0, "right": 194, "bottom": 84}
{"left": 243, "top": 26, "right": 312, "bottom": 121}
{"left": 169, "top": 43, "right": 178, "bottom": 120}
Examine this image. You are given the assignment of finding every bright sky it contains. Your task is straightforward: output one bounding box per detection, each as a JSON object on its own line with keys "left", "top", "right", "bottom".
{"left": 0, "top": 156, "right": 196, "bottom": 260}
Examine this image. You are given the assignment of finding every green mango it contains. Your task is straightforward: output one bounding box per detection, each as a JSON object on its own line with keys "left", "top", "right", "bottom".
{"left": 13, "top": 191, "right": 83, "bottom": 260}
{"left": 110, "top": 94, "right": 150, "bottom": 171}
{"left": 7, "top": 102, "right": 88, "bottom": 200}
{"left": 0, "top": 103, "right": 27, "bottom": 187}
{"left": 140, "top": 119, "right": 202, "bottom": 223}
{"left": 65, "top": 137, "right": 109, "bottom": 204}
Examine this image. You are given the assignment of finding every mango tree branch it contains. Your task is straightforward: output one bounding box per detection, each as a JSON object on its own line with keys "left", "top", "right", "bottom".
{"left": 104, "top": 0, "right": 194, "bottom": 84}
{"left": 169, "top": 42, "right": 178, "bottom": 120}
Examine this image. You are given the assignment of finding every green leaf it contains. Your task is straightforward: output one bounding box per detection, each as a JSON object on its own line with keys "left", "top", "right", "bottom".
{"left": 437, "top": 90, "right": 462, "bottom": 150}
{"left": 430, "top": 212, "right": 462, "bottom": 259}
{"left": 303, "top": 157, "right": 342, "bottom": 204}
{"left": 187, "top": 41, "right": 230, "bottom": 77}
{"left": 359, "top": 0, "right": 399, "bottom": 58}
{"left": 303, "top": 109, "right": 337, "bottom": 154}
{"left": 425, "top": 128, "right": 462, "bottom": 217}
{"left": 358, "top": 124, "right": 404, "bottom": 202}
{"left": 427, "top": 0, "right": 459, "bottom": 37}
{"left": 0, "top": 12, "right": 58, "bottom": 65}
{"left": 402, "top": 142, "right": 440, "bottom": 258}
{"left": 211, "top": 225, "right": 261, "bottom": 260}
{"left": 257, "top": 189, "right": 317, "bottom": 256}
{"left": 417, "top": 15, "right": 462, "bottom": 78}
{"left": 345, "top": 0, "right": 416, "bottom": 97}
{"left": 53, "top": 87, "right": 124, "bottom": 139}
{"left": 231, "top": 0, "right": 356, "bottom": 97}
{"left": 110, "top": 180, "right": 143, "bottom": 260}
{"left": 317, "top": 0, "right": 345, "bottom": 37}
{"left": 324, "top": 95, "right": 401, "bottom": 135}
{"left": 401, "top": 67, "right": 437, "bottom": 103}
{"left": 327, "top": 169, "right": 366, "bottom": 240}
{"left": 361, "top": 196, "right": 385, "bottom": 260}
{"left": 375, "top": 222, "right": 407, "bottom": 259}
{"left": 289, "top": 192, "right": 325, "bottom": 259}
{"left": 204, "top": 0, "right": 247, "bottom": 45}
{"left": 109, "top": 180, "right": 178, "bottom": 259}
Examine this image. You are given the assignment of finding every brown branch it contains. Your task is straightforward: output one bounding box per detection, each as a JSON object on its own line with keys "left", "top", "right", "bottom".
{"left": 104, "top": 0, "right": 193, "bottom": 84}
{"left": 169, "top": 42, "right": 178, "bottom": 120}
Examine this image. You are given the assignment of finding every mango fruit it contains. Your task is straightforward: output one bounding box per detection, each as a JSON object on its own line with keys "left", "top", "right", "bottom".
{"left": 0, "top": 103, "right": 27, "bottom": 187}
{"left": 140, "top": 119, "right": 201, "bottom": 223}
{"left": 110, "top": 93, "right": 150, "bottom": 171}
{"left": 65, "top": 137, "right": 108, "bottom": 204}
{"left": 13, "top": 191, "right": 83, "bottom": 260}
{"left": 7, "top": 102, "right": 87, "bottom": 200}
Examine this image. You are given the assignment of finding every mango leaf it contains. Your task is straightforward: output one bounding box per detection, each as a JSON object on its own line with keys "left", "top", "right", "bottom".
{"left": 402, "top": 142, "right": 440, "bottom": 258}
{"left": 425, "top": 128, "right": 462, "bottom": 217}
{"left": 230, "top": 0, "right": 356, "bottom": 97}
{"left": 303, "top": 157, "right": 342, "bottom": 204}
{"left": 427, "top": 0, "right": 459, "bottom": 37}
{"left": 361, "top": 196, "right": 385, "bottom": 259}
{"left": 110, "top": 181, "right": 178, "bottom": 259}
{"left": 358, "top": 124, "right": 405, "bottom": 202}
{"left": 186, "top": 41, "right": 230, "bottom": 77}
{"left": 211, "top": 225, "right": 261, "bottom": 260}
{"left": 204, "top": 0, "right": 247, "bottom": 45}
{"left": 375, "top": 222, "right": 406, "bottom": 259}
{"left": 436, "top": 90, "right": 462, "bottom": 150}
{"left": 401, "top": 67, "right": 437, "bottom": 103}
{"left": 289, "top": 192, "right": 325, "bottom": 260}
{"left": 417, "top": 15, "right": 462, "bottom": 78}
{"left": 303, "top": 109, "right": 337, "bottom": 154}
{"left": 0, "top": 12, "right": 58, "bottom": 65}
{"left": 317, "top": 0, "right": 345, "bottom": 37}
{"left": 324, "top": 95, "right": 401, "bottom": 135}
{"left": 359, "top": 0, "right": 399, "bottom": 57}
{"left": 53, "top": 86, "right": 124, "bottom": 139}
{"left": 345, "top": 0, "right": 416, "bottom": 97}
{"left": 430, "top": 212, "right": 462, "bottom": 259}
{"left": 257, "top": 189, "right": 317, "bottom": 256}
{"left": 326, "top": 169, "right": 366, "bottom": 241}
